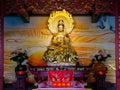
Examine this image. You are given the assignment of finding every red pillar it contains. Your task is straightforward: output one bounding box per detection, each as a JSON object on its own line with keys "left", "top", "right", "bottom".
{"left": 0, "top": 0, "right": 4, "bottom": 90}
{"left": 115, "top": 0, "right": 120, "bottom": 90}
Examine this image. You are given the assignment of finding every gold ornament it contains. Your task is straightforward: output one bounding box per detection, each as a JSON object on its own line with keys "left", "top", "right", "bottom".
{"left": 48, "top": 9, "right": 74, "bottom": 34}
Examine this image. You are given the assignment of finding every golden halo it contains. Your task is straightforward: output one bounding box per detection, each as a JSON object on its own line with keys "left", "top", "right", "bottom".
{"left": 48, "top": 9, "right": 74, "bottom": 34}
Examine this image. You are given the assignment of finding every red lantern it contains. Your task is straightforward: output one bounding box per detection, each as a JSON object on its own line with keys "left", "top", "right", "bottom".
{"left": 57, "top": 82, "right": 61, "bottom": 87}
{"left": 62, "top": 82, "right": 65, "bottom": 86}
{"left": 66, "top": 82, "right": 70, "bottom": 87}
{"left": 53, "top": 82, "right": 57, "bottom": 87}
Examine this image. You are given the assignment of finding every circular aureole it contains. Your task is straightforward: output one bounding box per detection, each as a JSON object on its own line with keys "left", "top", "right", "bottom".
{"left": 48, "top": 9, "right": 74, "bottom": 34}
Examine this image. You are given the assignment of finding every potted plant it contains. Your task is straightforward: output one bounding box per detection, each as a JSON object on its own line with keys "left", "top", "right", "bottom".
{"left": 10, "top": 48, "right": 28, "bottom": 75}
{"left": 87, "top": 49, "right": 111, "bottom": 84}
{"left": 92, "top": 49, "right": 111, "bottom": 63}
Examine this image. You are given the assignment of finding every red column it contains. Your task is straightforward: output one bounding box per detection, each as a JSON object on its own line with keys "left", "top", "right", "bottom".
{"left": 115, "top": 0, "right": 120, "bottom": 90}
{"left": 0, "top": 0, "right": 4, "bottom": 90}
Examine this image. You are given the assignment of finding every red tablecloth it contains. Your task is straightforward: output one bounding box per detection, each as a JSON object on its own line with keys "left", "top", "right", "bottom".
{"left": 48, "top": 70, "right": 74, "bottom": 87}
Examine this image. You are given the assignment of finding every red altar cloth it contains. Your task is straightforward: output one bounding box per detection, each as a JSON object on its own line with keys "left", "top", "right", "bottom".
{"left": 48, "top": 70, "right": 74, "bottom": 87}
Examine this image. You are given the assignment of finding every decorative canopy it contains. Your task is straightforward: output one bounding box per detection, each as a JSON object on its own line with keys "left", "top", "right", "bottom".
{"left": 4, "top": 0, "right": 115, "bottom": 22}
{"left": 4, "top": 0, "right": 114, "bottom": 15}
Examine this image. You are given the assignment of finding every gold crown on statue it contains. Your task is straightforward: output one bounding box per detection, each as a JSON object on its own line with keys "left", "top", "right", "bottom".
{"left": 58, "top": 20, "right": 64, "bottom": 26}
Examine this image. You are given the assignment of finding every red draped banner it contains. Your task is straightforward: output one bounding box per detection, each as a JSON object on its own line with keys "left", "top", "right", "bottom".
{"left": 48, "top": 70, "right": 74, "bottom": 87}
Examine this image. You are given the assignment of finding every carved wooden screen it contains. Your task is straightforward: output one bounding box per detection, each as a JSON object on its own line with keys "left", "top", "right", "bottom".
{"left": 0, "top": 0, "right": 4, "bottom": 90}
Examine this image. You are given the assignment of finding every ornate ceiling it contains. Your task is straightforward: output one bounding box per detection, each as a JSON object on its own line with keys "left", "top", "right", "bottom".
{"left": 4, "top": 0, "right": 115, "bottom": 22}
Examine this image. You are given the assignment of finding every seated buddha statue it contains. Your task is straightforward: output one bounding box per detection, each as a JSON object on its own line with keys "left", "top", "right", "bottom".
{"left": 43, "top": 20, "right": 78, "bottom": 65}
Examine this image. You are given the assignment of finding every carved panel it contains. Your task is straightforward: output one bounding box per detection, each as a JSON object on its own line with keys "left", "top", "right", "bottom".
{"left": 4, "top": 0, "right": 115, "bottom": 15}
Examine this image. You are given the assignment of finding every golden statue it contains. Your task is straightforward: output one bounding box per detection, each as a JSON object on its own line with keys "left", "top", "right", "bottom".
{"left": 43, "top": 10, "right": 78, "bottom": 65}
{"left": 51, "top": 20, "right": 70, "bottom": 47}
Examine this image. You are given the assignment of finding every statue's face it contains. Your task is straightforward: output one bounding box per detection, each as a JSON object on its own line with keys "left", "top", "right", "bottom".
{"left": 58, "top": 24, "right": 64, "bottom": 32}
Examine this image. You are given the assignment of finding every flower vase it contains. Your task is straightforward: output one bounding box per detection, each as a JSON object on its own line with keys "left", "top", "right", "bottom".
{"left": 15, "top": 63, "right": 27, "bottom": 75}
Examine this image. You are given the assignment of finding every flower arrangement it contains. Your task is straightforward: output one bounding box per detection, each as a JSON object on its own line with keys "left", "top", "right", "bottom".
{"left": 10, "top": 48, "right": 28, "bottom": 64}
{"left": 92, "top": 49, "right": 111, "bottom": 63}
